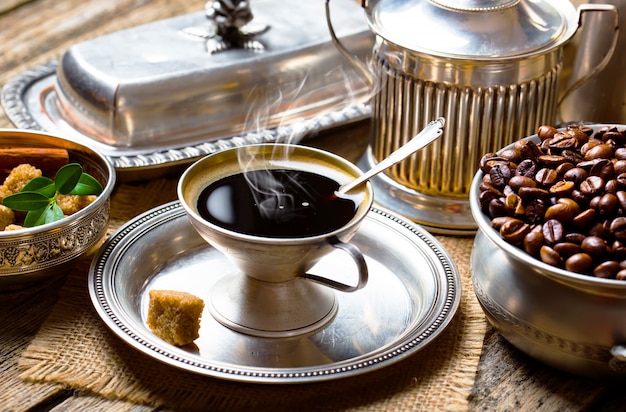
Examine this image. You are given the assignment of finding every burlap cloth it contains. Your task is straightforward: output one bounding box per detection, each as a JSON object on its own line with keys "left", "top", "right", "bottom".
{"left": 17, "top": 178, "right": 487, "bottom": 411}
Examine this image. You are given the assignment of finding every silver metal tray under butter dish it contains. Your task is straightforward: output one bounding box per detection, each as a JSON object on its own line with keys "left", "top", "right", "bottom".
{"left": 88, "top": 201, "right": 461, "bottom": 384}
{"left": 1, "top": 0, "right": 373, "bottom": 179}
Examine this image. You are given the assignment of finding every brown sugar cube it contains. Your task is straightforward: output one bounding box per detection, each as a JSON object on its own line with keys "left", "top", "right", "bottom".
{"left": 147, "top": 289, "right": 205, "bottom": 346}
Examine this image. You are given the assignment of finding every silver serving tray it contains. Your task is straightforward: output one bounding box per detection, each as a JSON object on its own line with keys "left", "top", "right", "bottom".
{"left": 2, "top": 62, "right": 370, "bottom": 180}
{"left": 88, "top": 201, "right": 461, "bottom": 384}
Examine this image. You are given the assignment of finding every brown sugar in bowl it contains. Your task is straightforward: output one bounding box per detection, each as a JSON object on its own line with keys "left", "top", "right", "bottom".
{"left": 0, "top": 129, "right": 115, "bottom": 290}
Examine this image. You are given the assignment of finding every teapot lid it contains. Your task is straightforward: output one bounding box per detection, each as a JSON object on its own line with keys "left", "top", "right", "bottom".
{"left": 365, "top": 0, "right": 579, "bottom": 59}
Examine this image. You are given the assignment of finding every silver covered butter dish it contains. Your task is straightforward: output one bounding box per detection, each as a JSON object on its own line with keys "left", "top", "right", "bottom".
{"left": 2, "top": 0, "right": 373, "bottom": 178}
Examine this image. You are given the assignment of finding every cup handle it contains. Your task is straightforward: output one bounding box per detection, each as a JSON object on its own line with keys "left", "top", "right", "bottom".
{"left": 301, "top": 237, "right": 368, "bottom": 292}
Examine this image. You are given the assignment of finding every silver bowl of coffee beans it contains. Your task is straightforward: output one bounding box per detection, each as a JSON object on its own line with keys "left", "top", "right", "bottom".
{"left": 470, "top": 123, "right": 626, "bottom": 378}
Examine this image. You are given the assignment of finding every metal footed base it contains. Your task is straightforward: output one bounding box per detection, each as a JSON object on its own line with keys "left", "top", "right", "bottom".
{"left": 209, "top": 275, "right": 338, "bottom": 338}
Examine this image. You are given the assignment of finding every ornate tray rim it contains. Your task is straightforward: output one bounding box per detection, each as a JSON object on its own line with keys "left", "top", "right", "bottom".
{"left": 1, "top": 62, "right": 371, "bottom": 178}
{"left": 87, "top": 201, "right": 461, "bottom": 384}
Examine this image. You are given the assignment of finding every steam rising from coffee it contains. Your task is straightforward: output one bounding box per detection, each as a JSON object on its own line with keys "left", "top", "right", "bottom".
{"left": 236, "top": 53, "right": 379, "bottom": 222}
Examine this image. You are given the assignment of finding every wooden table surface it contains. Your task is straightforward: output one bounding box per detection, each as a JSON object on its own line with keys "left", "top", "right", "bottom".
{"left": 1, "top": 0, "right": 625, "bottom": 410}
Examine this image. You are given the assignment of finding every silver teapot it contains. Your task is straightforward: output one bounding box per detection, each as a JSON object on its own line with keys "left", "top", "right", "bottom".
{"left": 327, "top": 0, "right": 618, "bottom": 233}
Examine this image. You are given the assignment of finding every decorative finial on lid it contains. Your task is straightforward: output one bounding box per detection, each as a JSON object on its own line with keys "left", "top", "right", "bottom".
{"left": 183, "top": 0, "right": 270, "bottom": 54}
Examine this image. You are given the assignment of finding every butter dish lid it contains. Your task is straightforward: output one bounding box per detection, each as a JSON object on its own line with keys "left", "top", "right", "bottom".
{"left": 53, "top": 0, "right": 373, "bottom": 150}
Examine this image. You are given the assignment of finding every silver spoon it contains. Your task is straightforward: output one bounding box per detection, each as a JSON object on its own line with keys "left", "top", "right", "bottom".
{"left": 338, "top": 117, "right": 445, "bottom": 194}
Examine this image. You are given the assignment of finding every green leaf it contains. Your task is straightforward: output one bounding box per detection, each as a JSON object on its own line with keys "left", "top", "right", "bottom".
{"left": 55, "top": 163, "right": 83, "bottom": 195}
{"left": 3, "top": 161, "right": 103, "bottom": 228}
{"left": 70, "top": 173, "right": 103, "bottom": 196}
{"left": 23, "top": 208, "right": 46, "bottom": 228}
{"left": 47, "top": 203, "right": 65, "bottom": 224}
{"left": 2, "top": 192, "right": 51, "bottom": 211}
{"left": 22, "top": 176, "right": 54, "bottom": 192}
{"left": 23, "top": 203, "right": 64, "bottom": 227}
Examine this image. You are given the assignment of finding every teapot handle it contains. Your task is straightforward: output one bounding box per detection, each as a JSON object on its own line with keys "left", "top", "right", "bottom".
{"left": 558, "top": 4, "right": 619, "bottom": 108}
{"left": 325, "top": 0, "right": 374, "bottom": 89}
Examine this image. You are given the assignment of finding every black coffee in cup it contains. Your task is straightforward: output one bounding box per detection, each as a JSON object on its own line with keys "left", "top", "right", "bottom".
{"left": 197, "top": 169, "right": 359, "bottom": 238}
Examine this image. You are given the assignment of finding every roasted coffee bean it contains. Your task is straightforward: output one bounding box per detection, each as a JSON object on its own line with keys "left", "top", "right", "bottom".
{"left": 616, "top": 173, "right": 626, "bottom": 188}
{"left": 523, "top": 227, "right": 544, "bottom": 256}
{"left": 558, "top": 198, "right": 580, "bottom": 215}
{"left": 576, "top": 159, "right": 600, "bottom": 171}
{"left": 500, "top": 148, "right": 522, "bottom": 164}
{"left": 542, "top": 219, "right": 564, "bottom": 245}
{"left": 589, "top": 195, "right": 602, "bottom": 211}
{"left": 603, "top": 131, "right": 625, "bottom": 145}
{"left": 570, "top": 189, "right": 590, "bottom": 208}
{"left": 525, "top": 198, "right": 547, "bottom": 224}
{"left": 538, "top": 154, "right": 567, "bottom": 167}
{"left": 566, "top": 127, "right": 590, "bottom": 145}
{"left": 479, "top": 153, "right": 497, "bottom": 171}
{"left": 585, "top": 143, "right": 613, "bottom": 160}
{"left": 594, "top": 261, "right": 621, "bottom": 279}
{"left": 605, "top": 139, "right": 617, "bottom": 153}
{"left": 508, "top": 175, "right": 537, "bottom": 191}
{"left": 548, "top": 132, "right": 578, "bottom": 152}
{"left": 590, "top": 158, "right": 615, "bottom": 180}
{"left": 549, "top": 180, "right": 575, "bottom": 196}
{"left": 488, "top": 163, "right": 511, "bottom": 189}
{"left": 554, "top": 242, "right": 583, "bottom": 258}
{"left": 513, "top": 139, "right": 542, "bottom": 159}
{"left": 479, "top": 179, "right": 502, "bottom": 195}
{"left": 615, "top": 147, "right": 626, "bottom": 160}
{"left": 518, "top": 186, "right": 550, "bottom": 202}
{"left": 490, "top": 216, "right": 513, "bottom": 231}
{"left": 488, "top": 198, "right": 507, "bottom": 218}
{"left": 615, "top": 160, "right": 626, "bottom": 175}
{"left": 564, "top": 232, "right": 586, "bottom": 244}
{"left": 538, "top": 125, "right": 558, "bottom": 141}
{"left": 611, "top": 241, "right": 626, "bottom": 259}
{"left": 555, "top": 162, "right": 575, "bottom": 176}
{"left": 588, "top": 222, "right": 609, "bottom": 238}
{"left": 499, "top": 218, "right": 531, "bottom": 244}
{"left": 617, "top": 191, "right": 626, "bottom": 210}
{"left": 563, "top": 167, "right": 588, "bottom": 184}
{"left": 544, "top": 202, "right": 574, "bottom": 223}
{"left": 610, "top": 217, "right": 626, "bottom": 241}
{"left": 571, "top": 208, "right": 596, "bottom": 230}
{"left": 479, "top": 189, "right": 500, "bottom": 212}
{"left": 478, "top": 123, "right": 626, "bottom": 279}
{"left": 581, "top": 139, "right": 602, "bottom": 156}
{"left": 535, "top": 168, "right": 559, "bottom": 186}
{"left": 540, "top": 245, "right": 563, "bottom": 267}
{"left": 595, "top": 126, "right": 617, "bottom": 138}
{"left": 480, "top": 156, "right": 510, "bottom": 173}
{"left": 575, "top": 124, "right": 594, "bottom": 137}
{"left": 515, "top": 159, "right": 538, "bottom": 178}
{"left": 504, "top": 193, "right": 525, "bottom": 216}
{"left": 561, "top": 149, "right": 584, "bottom": 164}
{"left": 590, "top": 159, "right": 615, "bottom": 179}
{"left": 565, "top": 252, "right": 593, "bottom": 273}
{"left": 581, "top": 236, "right": 608, "bottom": 257}
{"left": 598, "top": 193, "right": 618, "bottom": 216}
{"left": 580, "top": 176, "right": 605, "bottom": 197}
{"left": 605, "top": 179, "right": 618, "bottom": 194}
